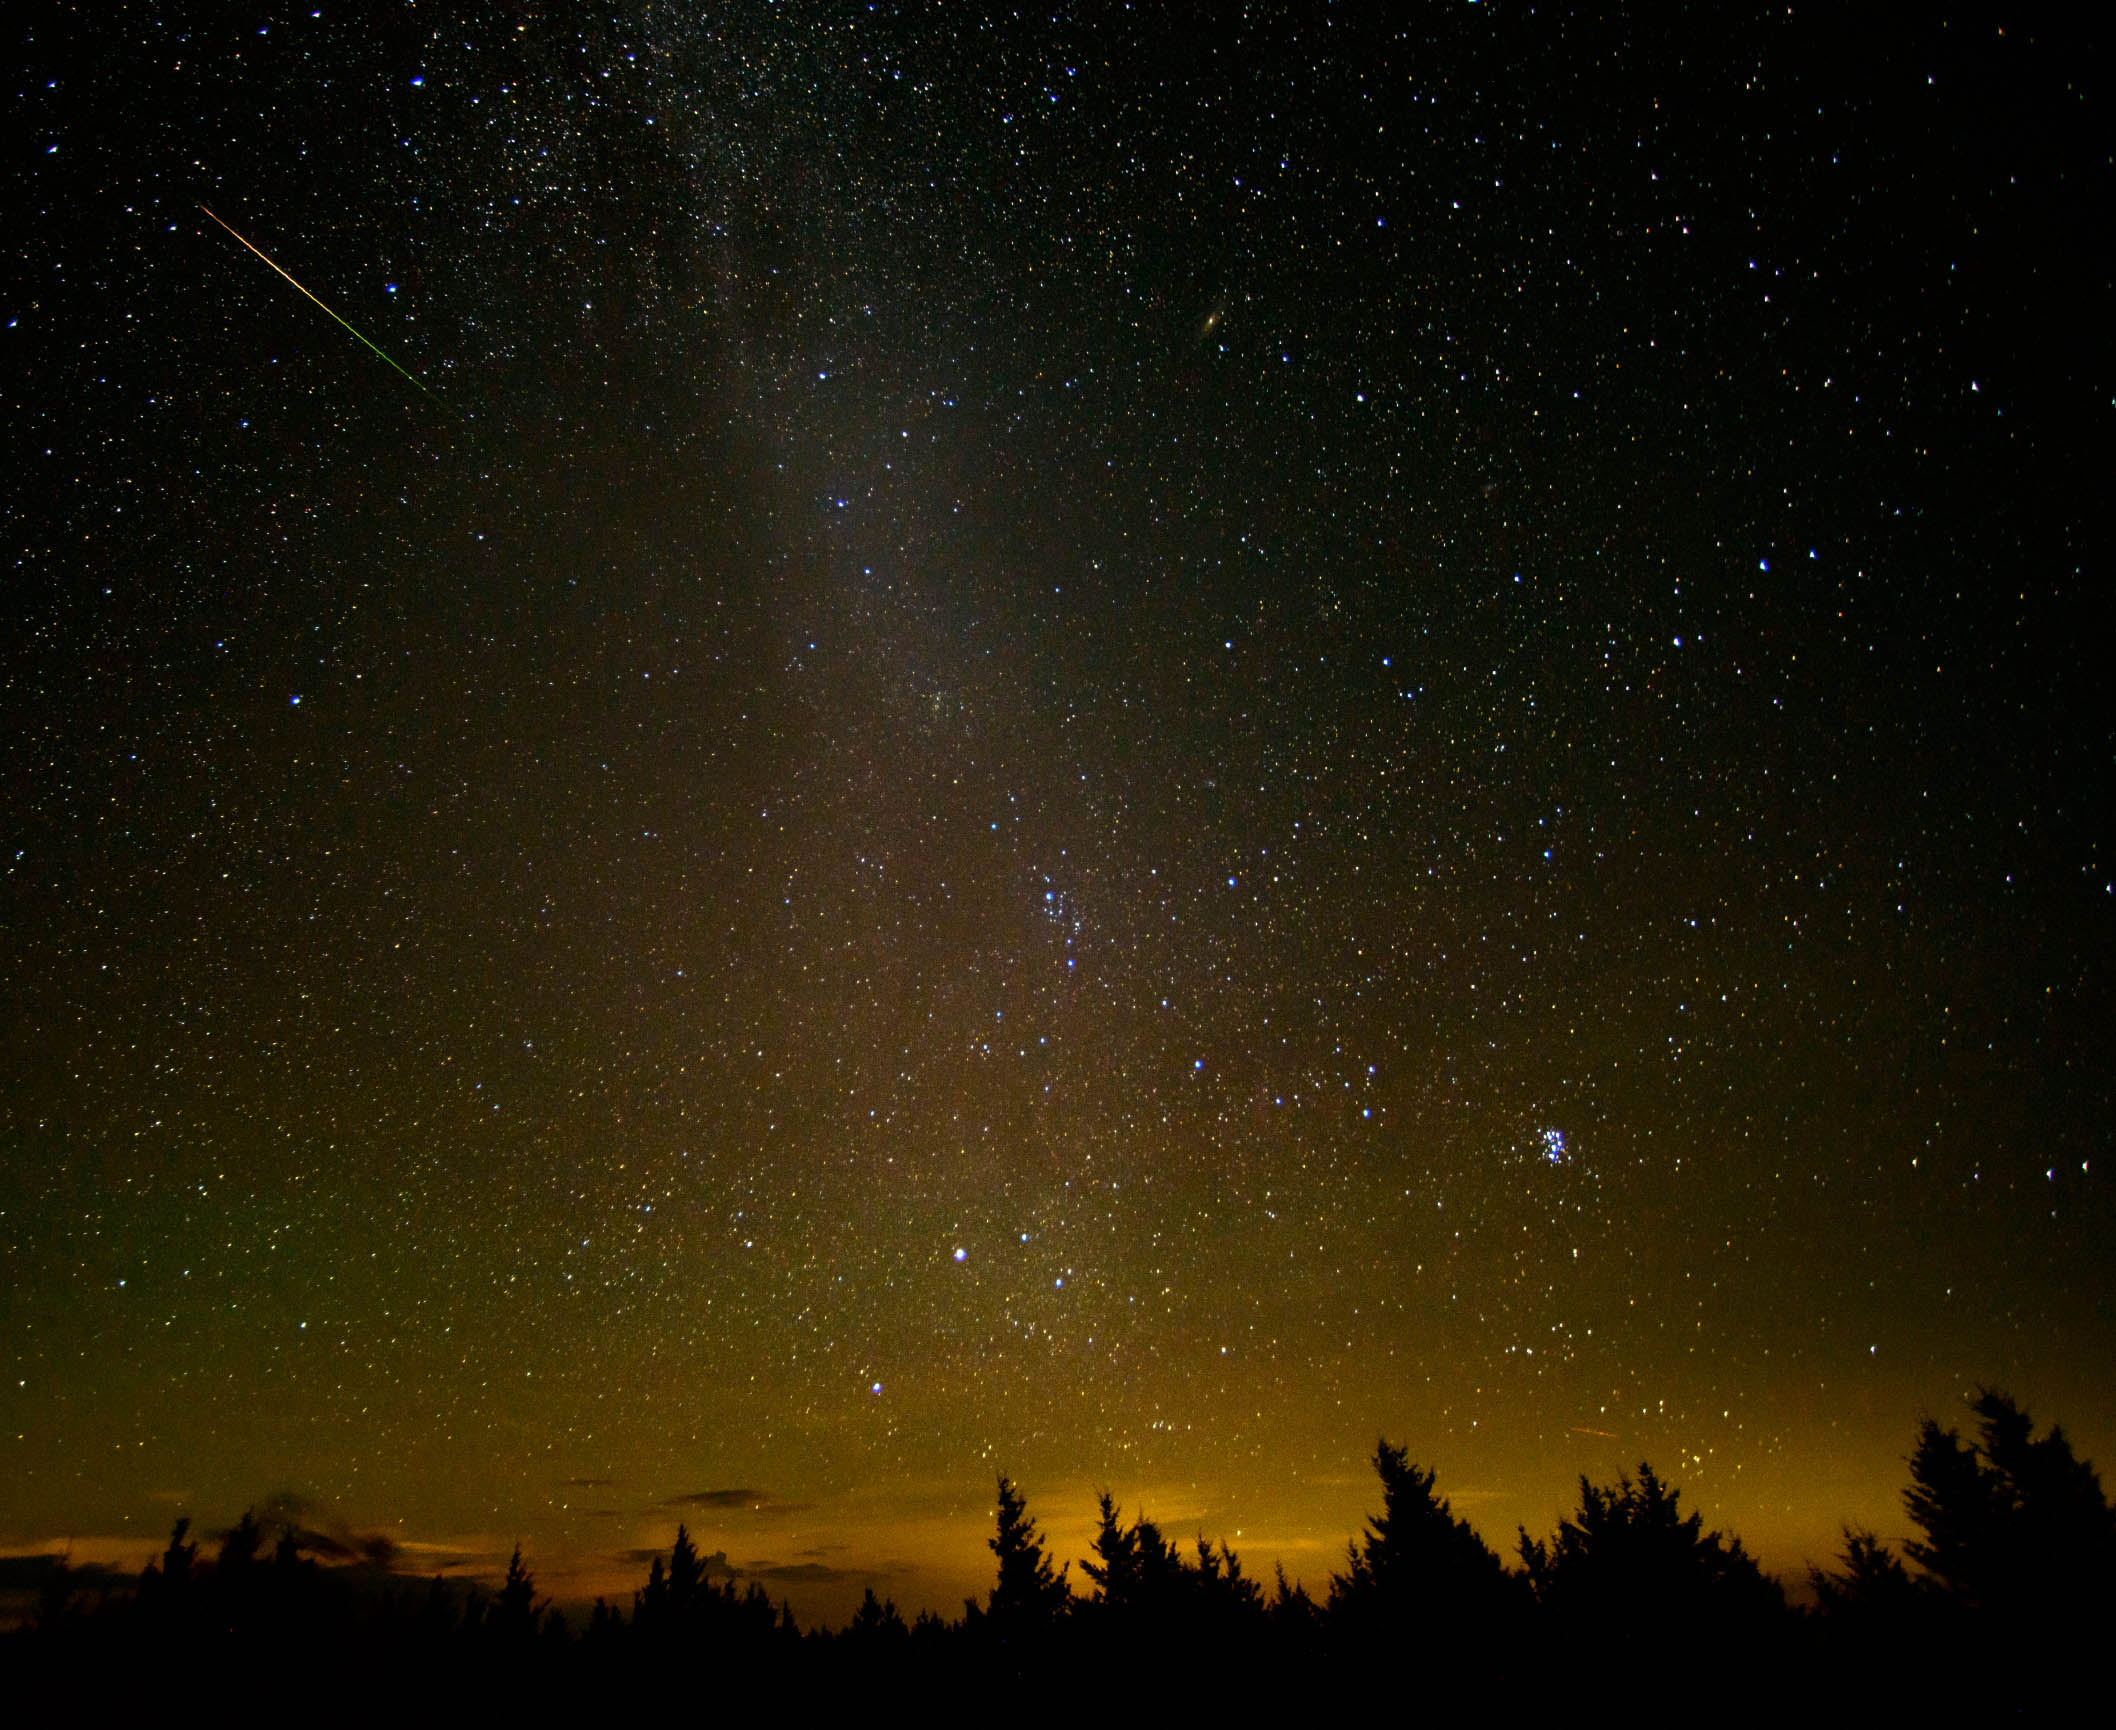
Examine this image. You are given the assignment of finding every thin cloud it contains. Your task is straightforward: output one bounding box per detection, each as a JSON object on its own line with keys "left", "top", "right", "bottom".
{"left": 0, "top": 1554, "right": 131, "bottom": 1591}
{"left": 746, "top": 1560, "right": 867, "bottom": 1585}
{"left": 660, "top": 1488, "right": 812, "bottom": 1515}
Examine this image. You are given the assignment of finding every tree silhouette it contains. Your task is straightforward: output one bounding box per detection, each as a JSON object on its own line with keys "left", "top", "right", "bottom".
{"left": 203, "top": 1509, "right": 267, "bottom": 1635}
{"left": 984, "top": 1475, "right": 1070, "bottom": 1630}
{"left": 846, "top": 1586, "right": 910, "bottom": 1644}
{"left": 1329, "top": 1440, "right": 1514, "bottom": 1636}
{"left": 421, "top": 1573, "right": 459, "bottom": 1638}
{"left": 666, "top": 1522, "right": 707, "bottom": 1614}
{"left": 629, "top": 1520, "right": 790, "bottom": 1677}
{"left": 634, "top": 1552, "right": 669, "bottom": 1629}
{"left": 1519, "top": 1463, "right": 1784, "bottom": 1637}
{"left": 1269, "top": 1562, "right": 1319, "bottom": 1631}
{"left": 270, "top": 1520, "right": 309, "bottom": 1578}
{"left": 134, "top": 1518, "right": 200, "bottom": 1630}
{"left": 1809, "top": 1525, "right": 1924, "bottom": 1633}
{"left": 585, "top": 1595, "right": 622, "bottom": 1650}
{"left": 1081, "top": 1491, "right": 1142, "bottom": 1611}
{"left": 1903, "top": 1388, "right": 2116, "bottom": 1630}
{"left": 35, "top": 1404, "right": 2116, "bottom": 1696}
{"left": 491, "top": 1545, "right": 542, "bottom": 1642}
{"left": 1079, "top": 1493, "right": 1186, "bottom": 1622}
{"left": 154, "top": 1518, "right": 198, "bottom": 1593}
{"left": 217, "top": 1510, "right": 264, "bottom": 1574}
{"left": 1183, "top": 1532, "right": 1264, "bottom": 1626}
{"left": 1077, "top": 1490, "right": 1263, "bottom": 1655}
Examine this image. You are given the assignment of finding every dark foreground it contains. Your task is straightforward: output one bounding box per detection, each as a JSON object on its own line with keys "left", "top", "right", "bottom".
{"left": 6, "top": 1391, "right": 2108, "bottom": 1717}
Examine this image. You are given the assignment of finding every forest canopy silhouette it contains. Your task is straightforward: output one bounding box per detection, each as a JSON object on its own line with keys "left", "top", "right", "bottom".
{"left": 8, "top": 1391, "right": 2108, "bottom": 1705}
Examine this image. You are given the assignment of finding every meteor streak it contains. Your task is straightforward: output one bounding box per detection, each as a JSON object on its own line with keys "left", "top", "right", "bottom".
{"left": 200, "top": 204, "right": 435, "bottom": 400}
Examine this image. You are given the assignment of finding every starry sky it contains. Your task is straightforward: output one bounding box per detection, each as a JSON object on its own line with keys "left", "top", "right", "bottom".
{"left": 4, "top": 4, "right": 2111, "bottom": 1623}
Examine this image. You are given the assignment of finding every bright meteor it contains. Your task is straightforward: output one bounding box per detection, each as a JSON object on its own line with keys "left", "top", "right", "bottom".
{"left": 199, "top": 204, "right": 435, "bottom": 401}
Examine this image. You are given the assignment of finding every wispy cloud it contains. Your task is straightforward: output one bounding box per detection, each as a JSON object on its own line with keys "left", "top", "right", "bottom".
{"left": 661, "top": 1488, "right": 812, "bottom": 1516}
{"left": 0, "top": 1553, "right": 132, "bottom": 1591}
{"left": 746, "top": 1559, "right": 871, "bottom": 1585}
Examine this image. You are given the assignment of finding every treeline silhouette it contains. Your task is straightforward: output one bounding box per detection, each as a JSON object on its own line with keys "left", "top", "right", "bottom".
{"left": 8, "top": 1390, "right": 2109, "bottom": 1708}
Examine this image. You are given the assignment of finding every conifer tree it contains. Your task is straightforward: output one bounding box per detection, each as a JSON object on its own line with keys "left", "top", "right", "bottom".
{"left": 1809, "top": 1525, "right": 1924, "bottom": 1629}
{"left": 217, "top": 1510, "right": 264, "bottom": 1574}
{"left": 136, "top": 1518, "right": 199, "bottom": 1626}
{"left": 1081, "top": 1491, "right": 1142, "bottom": 1611}
{"left": 1518, "top": 1462, "right": 1783, "bottom": 1633}
{"left": 986, "top": 1475, "right": 1071, "bottom": 1628}
{"left": 1330, "top": 1439, "right": 1512, "bottom": 1631}
{"left": 1903, "top": 1389, "right": 2116, "bottom": 1627}
{"left": 493, "top": 1545, "right": 541, "bottom": 1641}
{"left": 848, "top": 1585, "right": 910, "bottom": 1642}
{"left": 583, "top": 1595, "right": 623, "bottom": 1656}
{"left": 667, "top": 1523, "right": 706, "bottom": 1617}
{"left": 1269, "top": 1562, "right": 1320, "bottom": 1634}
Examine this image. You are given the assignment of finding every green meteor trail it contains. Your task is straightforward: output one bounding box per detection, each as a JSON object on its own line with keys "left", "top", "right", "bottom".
{"left": 200, "top": 204, "right": 436, "bottom": 401}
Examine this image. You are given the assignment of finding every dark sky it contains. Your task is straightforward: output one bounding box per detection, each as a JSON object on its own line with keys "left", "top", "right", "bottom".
{"left": 4, "top": 4, "right": 2110, "bottom": 1620}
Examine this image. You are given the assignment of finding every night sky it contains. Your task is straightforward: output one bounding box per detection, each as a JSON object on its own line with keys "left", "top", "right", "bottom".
{"left": 5, "top": 5, "right": 2111, "bottom": 1622}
